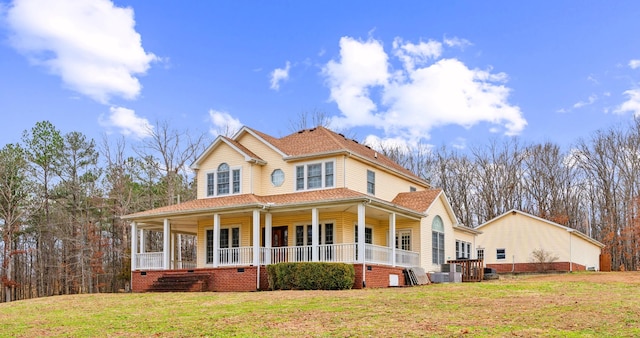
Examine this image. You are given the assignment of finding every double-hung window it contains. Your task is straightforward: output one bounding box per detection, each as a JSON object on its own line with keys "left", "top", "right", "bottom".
{"left": 295, "top": 161, "right": 335, "bottom": 191}
{"left": 367, "top": 170, "right": 375, "bottom": 195}
{"left": 207, "top": 163, "right": 241, "bottom": 197}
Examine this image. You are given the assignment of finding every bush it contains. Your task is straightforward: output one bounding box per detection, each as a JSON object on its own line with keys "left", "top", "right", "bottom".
{"left": 530, "top": 248, "right": 559, "bottom": 272}
{"left": 267, "top": 262, "right": 355, "bottom": 290}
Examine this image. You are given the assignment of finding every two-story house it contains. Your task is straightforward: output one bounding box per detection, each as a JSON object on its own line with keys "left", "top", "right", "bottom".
{"left": 123, "top": 126, "right": 480, "bottom": 291}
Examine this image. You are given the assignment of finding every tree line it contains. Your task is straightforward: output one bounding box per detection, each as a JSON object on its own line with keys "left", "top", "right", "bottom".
{"left": 0, "top": 120, "right": 207, "bottom": 302}
{"left": 376, "top": 117, "right": 640, "bottom": 272}
{"left": 2, "top": 116, "right": 640, "bottom": 302}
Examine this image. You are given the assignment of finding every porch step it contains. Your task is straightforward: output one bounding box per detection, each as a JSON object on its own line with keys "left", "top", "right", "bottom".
{"left": 148, "top": 272, "right": 212, "bottom": 292}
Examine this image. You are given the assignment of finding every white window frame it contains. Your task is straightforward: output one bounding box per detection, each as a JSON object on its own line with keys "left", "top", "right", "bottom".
{"left": 294, "top": 160, "right": 335, "bottom": 191}
{"left": 205, "top": 225, "right": 241, "bottom": 265}
{"left": 497, "top": 248, "right": 506, "bottom": 260}
{"left": 206, "top": 165, "right": 242, "bottom": 197}
{"left": 294, "top": 221, "right": 336, "bottom": 246}
{"left": 456, "top": 240, "right": 472, "bottom": 259}
{"left": 395, "top": 229, "right": 412, "bottom": 251}
{"left": 367, "top": 170, "right": 375, "bottom": 195}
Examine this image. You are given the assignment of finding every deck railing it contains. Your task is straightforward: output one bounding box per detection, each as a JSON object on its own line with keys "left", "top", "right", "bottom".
{"left": 447, "top": 259, "right": 484, "bottom": 282}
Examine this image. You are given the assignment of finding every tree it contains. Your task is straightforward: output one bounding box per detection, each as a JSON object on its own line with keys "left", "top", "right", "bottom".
{"left": 136, "top": 120, "right": 207, "bottom": 207}
{"left": 0, "top": 144, "right": 30, "bottom": 302}
{"left": 56, "top": 131, "right": 101, "bottom": 294}
{"left": 21, "top": 121, "right": 63, "bottom": 297}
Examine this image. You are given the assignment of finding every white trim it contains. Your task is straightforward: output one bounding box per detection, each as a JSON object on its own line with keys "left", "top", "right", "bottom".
{"left": 477, "top": 209, "right": 604, "bottom": 248}
{"left": 205, "top": 164, "right": 243, "bottom": 197}
{"left": 191, "top": 135, "right": 266, "bottom": 170}
{"left": 396, "top": 228, "right": 412, "bottom": 251}
{"left": 293, "top": 159, "right": 336, "bottom": 192}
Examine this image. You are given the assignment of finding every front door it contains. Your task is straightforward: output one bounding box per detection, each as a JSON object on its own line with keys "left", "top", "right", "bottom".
{"left": 272, "top": 226, "right": 288, "bottom": 263}
{"left": 272, "top": 226, "right": 288, "bottom": 247}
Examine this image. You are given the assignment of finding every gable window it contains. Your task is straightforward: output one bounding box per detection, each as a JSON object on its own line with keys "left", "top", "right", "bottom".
{"left": 295, "top": 161, "right": 335, "bottom": 191}
{"left": 432, "top": 216, "right": 445, "bottom": 265}
{"left": 367, "top": 170, "right": 375, "bottom": 195}
{"left": 497, "top": 248, "right": 506, "bottom": 260}
{"left": 207, "top": 173, "right": 215, "bottom": 196}
{"left": 217, "top": 163, "right": 230, "bottom": 194}
{"left": 207, "top": 163, "right": 241, "bottom": 197}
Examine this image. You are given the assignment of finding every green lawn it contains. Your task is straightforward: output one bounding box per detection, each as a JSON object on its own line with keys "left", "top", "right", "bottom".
{"left": 1, "top": 272, "right": 639, "bottom": 337}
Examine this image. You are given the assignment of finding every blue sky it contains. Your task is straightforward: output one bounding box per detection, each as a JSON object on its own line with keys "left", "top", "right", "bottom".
{"left": 1, "top": 0, "right": 640, "bottom": 153}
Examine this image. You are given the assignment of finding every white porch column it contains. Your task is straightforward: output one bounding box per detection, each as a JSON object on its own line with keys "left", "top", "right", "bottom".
{"left": 177, "top": 234, "right": 183, "bottom": 268}
{"left": 131, "top": 222, "right": 137, "bottom": 271}
{"left": 358, "top": 203, "right": 366, "bottom": 287}
{"left": 312, "top": 208, "right": 319, "bottom": 262}
{"left": 357, "top": 203, "right": 365, "bottom": 264}
{"left": 253, "top": 210, "right": 260, "bottom": 266}
{"left": 389, "top": 213, "right": 396, "bottom": 267}
{"left": 213, "top": 214, "right": 220, "bottom": 268}
{"left": 163, "top": 219, "right": 171, "bottom": 270}
{"left": 171, "top": 232, "right": 176, "bottom": 269}
{"left": 139, "top": 229, "right": 146, "bottom": 253}
{"left": 265, "top": 213, "right": 272, "bottom": 265}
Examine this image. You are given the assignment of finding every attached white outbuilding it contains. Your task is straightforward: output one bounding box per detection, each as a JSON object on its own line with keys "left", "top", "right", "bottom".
{"left": 475, "top": 210, "right": 604, "bottom": 273}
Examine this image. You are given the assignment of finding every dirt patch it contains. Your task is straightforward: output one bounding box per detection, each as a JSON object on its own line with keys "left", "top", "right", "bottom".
{"left": 505, "top": 271, "right": 640, "bottom": 283}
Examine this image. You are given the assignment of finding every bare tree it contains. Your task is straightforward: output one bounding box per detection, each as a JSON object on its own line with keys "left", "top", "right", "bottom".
{"left": 136, "top": 120, "right": 208, "bottom": 207}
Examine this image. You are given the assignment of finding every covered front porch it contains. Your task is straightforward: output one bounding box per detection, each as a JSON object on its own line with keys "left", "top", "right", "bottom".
{"left": 129, "top": 198, "right": 424, "bottom": 290}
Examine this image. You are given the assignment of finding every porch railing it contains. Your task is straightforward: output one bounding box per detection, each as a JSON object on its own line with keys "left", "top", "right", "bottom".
{"left": 218, "top": 247, "right": 254, "bottom": 266}
{"left": 136, "top": 252, "right": 163, "bottom": 270}
{"left": 135, "top": 244, "right": 420, "bottom": 270}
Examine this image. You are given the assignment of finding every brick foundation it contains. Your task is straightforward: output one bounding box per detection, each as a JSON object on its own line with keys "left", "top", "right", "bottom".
{"left": 133, "top": 264, "right": 408, "bottom": 292}
{"left": 487, "top": 261, "right": 587, "bottom": 273}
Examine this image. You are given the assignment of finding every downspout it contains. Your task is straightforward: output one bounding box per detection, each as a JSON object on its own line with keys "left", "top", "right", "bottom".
{"left": 568, "top": 230, "right": 573, "bottom": 272}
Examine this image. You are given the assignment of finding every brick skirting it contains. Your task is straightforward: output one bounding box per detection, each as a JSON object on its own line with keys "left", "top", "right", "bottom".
{"left": 486, "top": 261, "right": 587, "bottom": 273}
{"left": 133, "top": 264, "right": 408, "bottom": 292}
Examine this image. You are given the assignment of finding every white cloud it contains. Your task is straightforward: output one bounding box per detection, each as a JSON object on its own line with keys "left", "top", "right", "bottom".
{"left": 629, "top": 59, "right": 640, "bottom": 69}
{"left": 99, "top": 106, "right": 153, "bottom": 138}
{"left": 323, "top": 36, "right": 526, "bottom": 142}
{"left": 5, "top": 0, "right": 157, "bottom": 103}
{"left": 573, "top": 94, "right": 597, "bottom": 109}
{"left": 270, "top": 61, "right": 291, "bottom": 90}
{"left": 615, "top": 89, "right": 640, "bottom": 117}
{"left": 443, "top": 36, "right": 472, "bottom": 49}
{"left": 323, "top": 37, "right": 389, "bottom": 128}
{"left": 209, "top": 109, "right": 242, "bottom": 137}
{"left": 393, "top": 38, "right": 442, "bottom": 71}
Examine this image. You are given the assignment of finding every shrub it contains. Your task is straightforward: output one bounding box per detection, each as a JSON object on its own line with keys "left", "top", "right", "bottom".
{"left": 530, "top": 248, "right": 559, "bottom": 272}
{"left": 267, "top": 262, "right": 355, "bottom": 290}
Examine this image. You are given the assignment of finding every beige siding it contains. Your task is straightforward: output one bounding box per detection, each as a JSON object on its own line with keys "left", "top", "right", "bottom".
{"left": 476, "top": 213, "right": 602, "bottom": 270}
{"left": 420, "top": 196, "right": 458, "bottom": 272}
{"left": 195, "top": 143, "right": 248, "bottom": 199}
{"left": 196, "top": 216, "right": 253, "bottom": 268}
{"left": 236, "top": 133, "right": 287, "bottom": 195}
{"left": 344, "top": 157, "right": 420, "bottom": 200}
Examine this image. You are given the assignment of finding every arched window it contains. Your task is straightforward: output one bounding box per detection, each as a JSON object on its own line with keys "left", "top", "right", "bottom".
{"left": 432, "top": 216, "right": 445, "bottom": 265}
{"left": 217, "top": 163, "right": 230, "bottom": 195}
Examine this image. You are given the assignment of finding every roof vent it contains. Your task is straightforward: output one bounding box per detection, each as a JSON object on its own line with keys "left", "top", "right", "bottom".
{"left": 374, "top": 152, "right": 378, "bottom": 159}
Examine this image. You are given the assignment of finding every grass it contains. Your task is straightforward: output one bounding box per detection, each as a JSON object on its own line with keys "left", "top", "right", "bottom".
{"left": 1, "top": 272, "right": 639, "bottom": 337}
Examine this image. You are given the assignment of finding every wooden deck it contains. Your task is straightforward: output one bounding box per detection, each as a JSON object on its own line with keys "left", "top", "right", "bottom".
{"left": 447, "top": 259, "right": 484, "bottom": 282}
